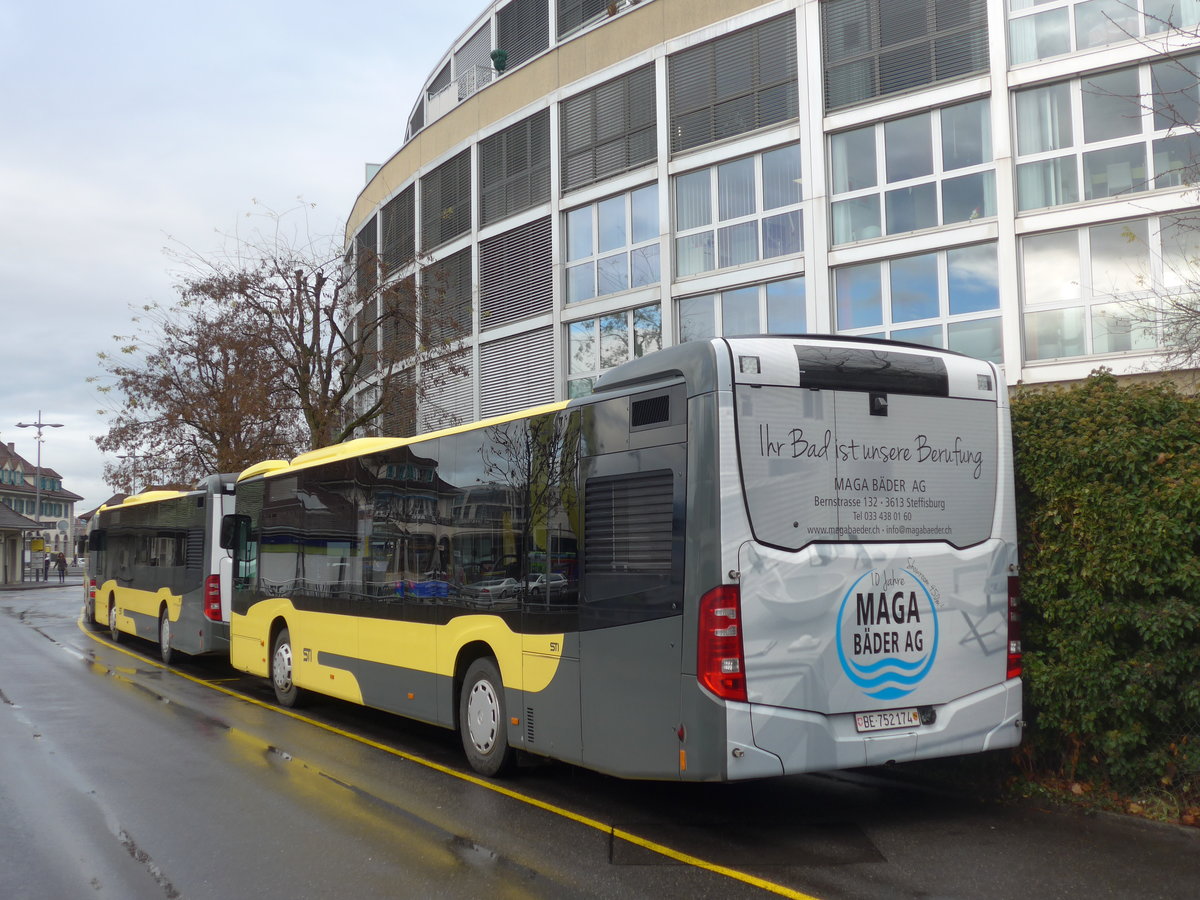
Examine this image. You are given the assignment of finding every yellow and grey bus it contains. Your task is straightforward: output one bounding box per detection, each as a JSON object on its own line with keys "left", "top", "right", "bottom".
{"left": 222, "top": 336, "right": 1022, "bottom": 779}
{"left": 87, "top": 475, "right": 236, "bottom": 664}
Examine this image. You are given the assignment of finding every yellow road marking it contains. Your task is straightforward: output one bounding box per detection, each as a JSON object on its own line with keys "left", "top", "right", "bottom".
{"left": 76, "top": 617, "right": 820, "bottom": 899}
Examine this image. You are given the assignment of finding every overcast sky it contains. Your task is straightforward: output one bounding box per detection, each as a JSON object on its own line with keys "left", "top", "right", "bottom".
{"left": 0, "top": 0, "right": 486, "bottom": 513}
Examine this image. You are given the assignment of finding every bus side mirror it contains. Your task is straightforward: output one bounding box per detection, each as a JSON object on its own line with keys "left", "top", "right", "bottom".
{"left": 219, "top": 514, "right": 248, "bottom": 550}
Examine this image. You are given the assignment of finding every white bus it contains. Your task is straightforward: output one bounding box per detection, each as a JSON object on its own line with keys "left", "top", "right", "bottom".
{"left": 87, "top": 475, "right": 236, "bottom": 664}
{"left": 223, "top": 336, "right": 1021, "bottom": 779}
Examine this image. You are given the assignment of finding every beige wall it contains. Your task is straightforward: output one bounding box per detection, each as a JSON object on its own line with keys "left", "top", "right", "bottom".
{"left": 346, "top": 0, "right": 772, "bottom": 238}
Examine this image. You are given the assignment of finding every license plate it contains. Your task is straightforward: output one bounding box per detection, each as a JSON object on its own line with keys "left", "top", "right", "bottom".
{"left": 854, "top": 708, "right": 921, "bottom": 733}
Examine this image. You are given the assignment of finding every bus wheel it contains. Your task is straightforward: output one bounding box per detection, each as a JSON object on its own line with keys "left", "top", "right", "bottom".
{"left": 271, "top": 628, "right": 304, "bottom": 708}
{"left": 108, "top": 602, "right": 122, "bottom": 643}
{"left": 158, "top": 610, "right": 173, "bottom": 665}
{"left": 459, "top": 658, "right": 514, "bottom": 777}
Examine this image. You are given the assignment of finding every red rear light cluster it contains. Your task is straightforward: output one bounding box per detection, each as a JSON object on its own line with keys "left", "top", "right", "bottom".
{"left": 697, "top": 585, "right": 747, "bottom": 702}
{"left": 87, "top": 577, "right": 97, "bottom": 601}
{"left": 1006, "top": 575, "right": 1022, "bottom": 680}
{"left": 204, "top": 574, "right": 223, "bottom": 622}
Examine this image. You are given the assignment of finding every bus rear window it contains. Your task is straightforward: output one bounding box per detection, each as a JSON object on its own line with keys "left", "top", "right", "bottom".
{"left": 735, "top": 385, "right": 998, "bottom": 550}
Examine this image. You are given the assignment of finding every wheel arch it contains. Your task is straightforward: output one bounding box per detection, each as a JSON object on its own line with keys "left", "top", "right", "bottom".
{"left": 453, "top": 640, "right": 498, "bottom": 730}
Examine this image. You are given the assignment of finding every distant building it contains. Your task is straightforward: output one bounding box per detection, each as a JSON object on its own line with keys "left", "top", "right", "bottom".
{"left": 345, "top": 0, "right": 1200, "bottom": 433}
{"left": 0, "top": 440, "right": 83, "bottom": 580}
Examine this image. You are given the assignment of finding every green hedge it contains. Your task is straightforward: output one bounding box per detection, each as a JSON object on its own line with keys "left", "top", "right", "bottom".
{"left": 1011, "top": 371, "right": 1200, "bottom": 792}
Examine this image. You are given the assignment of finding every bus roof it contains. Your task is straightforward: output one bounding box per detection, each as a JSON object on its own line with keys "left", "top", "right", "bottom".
{"left": 237, "top": 400, "right": 570, "bottom": 483}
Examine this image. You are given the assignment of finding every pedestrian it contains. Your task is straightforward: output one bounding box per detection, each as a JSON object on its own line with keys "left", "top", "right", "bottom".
{"left": 55, "top": 552, "right": 67, "bottom": 583}
{"left": 42, "top": 554, "right": 50, "bottom": 581}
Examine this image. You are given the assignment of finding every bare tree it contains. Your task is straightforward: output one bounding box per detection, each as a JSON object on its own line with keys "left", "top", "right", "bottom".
{"left": 174, "top": 203, "right": 469, "bottom": 450}
{"left": 92, "top": 296, "right": 305, "bottom": 492}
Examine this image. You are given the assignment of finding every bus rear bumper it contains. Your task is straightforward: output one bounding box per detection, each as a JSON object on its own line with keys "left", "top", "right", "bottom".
{"left": 747, "top": 678, "right": 1022, "bottom": 775}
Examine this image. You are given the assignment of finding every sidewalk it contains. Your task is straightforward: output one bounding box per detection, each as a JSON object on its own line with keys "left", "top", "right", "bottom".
{"left": 0, "top": 567, "right": 85, "bottom": 591}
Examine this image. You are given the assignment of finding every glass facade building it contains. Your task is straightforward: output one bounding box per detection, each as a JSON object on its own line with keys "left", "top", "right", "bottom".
{"left": 346, "top": 0, "right": 1200, "bottom": 434}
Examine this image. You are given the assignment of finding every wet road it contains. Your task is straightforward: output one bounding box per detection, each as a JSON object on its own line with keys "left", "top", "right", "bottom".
{"left": 1, "top": 584, "right": 1197, "bottom": 900}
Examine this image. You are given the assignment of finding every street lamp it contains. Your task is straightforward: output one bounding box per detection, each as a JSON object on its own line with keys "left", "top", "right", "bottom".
{"left": 16, "top": 411, "right": 63, "bottom": 581}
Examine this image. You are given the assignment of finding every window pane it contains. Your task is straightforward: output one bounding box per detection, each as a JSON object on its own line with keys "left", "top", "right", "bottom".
{"left": 1076, "top": 0, "right": 1139, "bottom": 50}
{"left": 631, "top": 184, "right": 659, "bottom": 243}
{"left": 891, "top": 324, "right": 943, "bottom": 348}
{"left": 835, "top": 262, "right": 884, "bottom": 329}
{"left": 630, "top": 244, "right": 660, "bottom": 287}
{"left": 568, "top": 377, "right": 594, "bottom": 399}
{"left": 678, "top": 295, "right": 715, "bottom": 342}
{"left": 597, "top": 252, "right": 629, "bottom": 295}
{"left": 718, "top": 221, "right": 758, "bottom": 267}
{"left": 1082, "top": 143, "right": 1148, "bottom": 199}
{"left": 890, "top": 253, "right": 939, "bottom": 322}
{"left": 884, "top": 113, "right": 933, "bottom": 182}
{"left": 675, "top": 232, "right": 714, "bottom": 277}
{"left": 1009, "top": 10, "right": 1069, "bottom": 65}
{"left": 1024, "top": 307, "right": 1087, "bottom": 359}
{"left": 1153, "top": 133, "right": 1200, "bottom": 188}
{"left": 1090, "top": 220, "right": 1150, "bottom": 295}
{"left": 1082, "top": 68, "right": 1143, "bottom": 142}
{"left": 762, "top": 145, "right": 802, "bottom": 209}
{"left": 718, "top": 157, "right": 756, "bottom": 220}
{"left": 942, "top": 171, "right": 995, "bottom": 224}
{"left": 763, "top": 210, "right": 802, "bottom": 258}
{"left": 1016, "top": 156, "right": 1079, "bottom": 211}
{"left": 885, "top": 182, "right": 937, "bottom": 234}
{"left": 766, "top": 276, "right": 806, "bottom": 333}
{"left": 1160, "top": 212, "right": 1200, "bottom": 287}
{"left": 831, "top": 126, "right": 877, "bottom": 193}
{"left": 1145, "top": 0, "right": 1200, "bottom": 34}
{"left": 941, "top": 98, "right": 991, "bottom": 170}
{"left": 1015, "top": 83, "right": 1072, "bottom": 154}
{"left": 948, "top": 243, "right": 999, "bottom": 314}
{"left": 947, "top": 316, "right": 1002, "bottom": 363}
{"left": 568, "top": 320, "right": 595, "bottom": 374}
{"left": 597, "top": 195, "right": 626, "bottom": 253}
{"left": 1023, "top": 230, "right": 1081, "bottom": 304}
{"left": 1092, "top": 302, "right": 1157, "bottom": 353}
{"left": 832, "top": 194, "right": 881, "bottom": 244}
{"left": 722, "top": 287, "right": 760, "bottom": 336}
{"left": 633, "top": 304, "right": 662, "bottom": 357}
{"left": 675, "top": 170, "right": 712, "bottom": 230}
{"left": 566, "top": 206, "right": 592, "bottom": 261}
{"left": 599, "top": 314, "right": 629, "bottom": 368}
{"left": 567, "top": 262, "right": 595, "bottom": 303}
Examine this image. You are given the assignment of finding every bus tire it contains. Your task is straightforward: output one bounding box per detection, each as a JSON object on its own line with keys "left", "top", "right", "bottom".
{"left": 108, "top": 601, "right": 122, "bottom": 644}
{"left": 459, "top": 657, "right": 514, "bottom": 777}
{"left": 271, "top": 627, "right": 304, "bottom": 708}
{"left": 158, "top": 609, "right": 173, "bottom": 665}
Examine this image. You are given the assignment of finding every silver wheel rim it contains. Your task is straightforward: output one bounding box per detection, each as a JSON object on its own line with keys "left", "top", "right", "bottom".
{"left": 273, "top": 641, "right": 293, "bottom": 695}
{"left": 109, "top": 606, "right": 117, "bottom": 634}
{"left": 160, "top": 615, "right": 170, "bottom": 652}
{"left": 466, "top": 678, "right": 500, "bottom": 754}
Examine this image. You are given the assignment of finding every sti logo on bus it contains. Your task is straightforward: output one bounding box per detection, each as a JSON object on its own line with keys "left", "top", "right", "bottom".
{"left": 835, "top": 569, "right": 940, "bottom": 700}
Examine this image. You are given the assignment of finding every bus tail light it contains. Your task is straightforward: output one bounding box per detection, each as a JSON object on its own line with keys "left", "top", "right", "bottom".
{"left": 698, "top": 585, "right": 747, "bottom": 702}
{"left": 204, "top": 574, "right": 222, "bottom": 622}
{"left": 1006, "top": 575, "right": 1022, "bottom": 680}
{"left": 87, "top": 577, "right": 97, "bottom": 602}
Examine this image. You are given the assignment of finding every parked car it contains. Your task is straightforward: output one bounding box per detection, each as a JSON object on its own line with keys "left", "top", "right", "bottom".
{"left": 523, "top": 573, "right": 568, "bottom": 596}
{"left": 463, "top": 577, "right": 519, "bottom": 600}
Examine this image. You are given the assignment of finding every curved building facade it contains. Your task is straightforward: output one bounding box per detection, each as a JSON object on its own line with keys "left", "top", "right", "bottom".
{"left": 347, "top": 0, "right": 1200, "bottom": 433}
